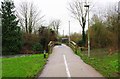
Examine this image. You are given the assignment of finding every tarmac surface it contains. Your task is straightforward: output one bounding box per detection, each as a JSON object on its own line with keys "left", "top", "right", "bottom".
{"left": 39, "top": 44, "right": 103, "bottom": 77}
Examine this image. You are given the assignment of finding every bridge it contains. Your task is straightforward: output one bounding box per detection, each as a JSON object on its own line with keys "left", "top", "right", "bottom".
{"left": 38, "top": 44, "right": 103, "bottom": 77}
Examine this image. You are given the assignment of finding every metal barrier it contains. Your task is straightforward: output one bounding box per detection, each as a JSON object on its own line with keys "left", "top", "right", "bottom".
{"left": 70, "top": 41, "right": 78, "bottom": 53}
{"left": 48, "top": 41, "right": 83, "bottom": 54}
{"left": 70, "top": 41, "right": 88, "bottom": 53}
{"left": 48, "top": 41, "right": 54, "bottom": 54}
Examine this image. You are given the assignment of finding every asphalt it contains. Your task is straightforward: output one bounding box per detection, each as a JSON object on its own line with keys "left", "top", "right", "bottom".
{"left": 38, "top": 44, "right": 103, "bottom": 77}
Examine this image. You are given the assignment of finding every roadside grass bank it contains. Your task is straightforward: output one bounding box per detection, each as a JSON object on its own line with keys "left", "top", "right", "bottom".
{"left": 2, "top": 54, "right": 46, "bottom": 78}
{"left": 76, "top": 49, "right": 119, "bottom": 78}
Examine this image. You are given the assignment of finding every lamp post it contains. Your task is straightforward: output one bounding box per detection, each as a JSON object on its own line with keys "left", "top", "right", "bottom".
{"left": 84, "top": 4, "right": 90, "bottom": 57}
{"left": 118, "top": 1, "right": 120, "bottom": 21}
{"left": 118, "top": 1, "right": 120, "bottom": 50}
{"left": 69, "top": 21, "right": 70, "bottom": 46}
{"left": 63, "top": 30, "right": 64, "bottom": 37}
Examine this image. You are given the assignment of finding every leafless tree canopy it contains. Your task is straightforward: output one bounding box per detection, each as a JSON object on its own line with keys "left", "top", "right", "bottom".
{"left": 49, "top": 19, "right": 61, "bottom": 34}
{"left": 68, "top": 0, "right": 88, "bottom": 28}
{"left": 17, "top": 2, "right": 44, "bottom": 34}
{"left": 68, "top": 0, "right": 89, "bottom": 46}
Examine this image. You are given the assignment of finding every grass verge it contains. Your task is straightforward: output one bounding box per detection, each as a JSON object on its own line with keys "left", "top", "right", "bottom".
{"left": 76, "top": 49, "right": 119, "bottom": 77}
{"left": 2, "top": 54, "right": 46, "bottom": 78}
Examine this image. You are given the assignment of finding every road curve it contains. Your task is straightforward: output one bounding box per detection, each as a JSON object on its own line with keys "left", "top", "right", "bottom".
{"left": 39, "top": 44, "right": 103, "bottom": 77}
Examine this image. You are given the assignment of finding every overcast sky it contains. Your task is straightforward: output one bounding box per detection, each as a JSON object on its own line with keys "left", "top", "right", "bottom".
{"left": 1, "top": 0, "right": 119, "bottom": 35}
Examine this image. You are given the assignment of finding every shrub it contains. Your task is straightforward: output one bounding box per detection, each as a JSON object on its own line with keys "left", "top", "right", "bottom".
{"left": 32, "top": 43, "right": 43, "bottom": 52}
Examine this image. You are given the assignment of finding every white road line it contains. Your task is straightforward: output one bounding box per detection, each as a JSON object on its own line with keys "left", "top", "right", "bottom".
{"left": 63, "top": 54, "right": 71, "bottom": 77}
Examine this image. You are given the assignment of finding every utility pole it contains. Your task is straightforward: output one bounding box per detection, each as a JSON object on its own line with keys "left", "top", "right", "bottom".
{"left": 63, "top": 30, "right": 64, "bottom": 37}
{"left": 69, "top": 21, "right": 70, "bottom": 46}
{"left": 118, "top": 1, "right": 120, "bottom": 49}
{"left": 118, "top": 1, "right": 120, "bottom": 26}
{"left": 88, "top": 5, "right": 90, "bottom": 57}
{"left": 118, "top": 1, "right": 120, "bottom": 20}
{"left": 84, "top": 4, "right": 90, "bottom": 57}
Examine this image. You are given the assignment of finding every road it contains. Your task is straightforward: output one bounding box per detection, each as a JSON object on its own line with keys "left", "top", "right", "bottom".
{"left": 39, "top": 44, "right": 103, "bottom": 77}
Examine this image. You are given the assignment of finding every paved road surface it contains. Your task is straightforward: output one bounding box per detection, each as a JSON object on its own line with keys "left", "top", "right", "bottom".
{"left": 39, "top": 44, "right": 103, "bottom": 77}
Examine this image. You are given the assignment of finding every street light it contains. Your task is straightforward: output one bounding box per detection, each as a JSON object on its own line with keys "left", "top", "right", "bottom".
{"left": 69, "top": 21, "right": 70, "bottom": 46}
{"left": 84, "top": 4, "right": 90, "bottom": 57}
{"left": 118, "top": 1, "right": 120, "bottom": 13}
{"left": 118, "top": 1, "right": 120, "bottom": 22}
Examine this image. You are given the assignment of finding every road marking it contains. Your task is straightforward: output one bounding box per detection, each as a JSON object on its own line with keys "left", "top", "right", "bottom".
{"left": 63, "top": 54, "right": 71, "bottom": 77}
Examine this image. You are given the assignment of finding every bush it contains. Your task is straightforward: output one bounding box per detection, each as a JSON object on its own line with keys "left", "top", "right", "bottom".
{"left": 32, "top": 43, "right": 43, "bottom": 52}
{"left": 77, "top": 40, "right": 84, "bottom": 47}
{"left": 23, "top": 33, "right": 39, "bottom": 46}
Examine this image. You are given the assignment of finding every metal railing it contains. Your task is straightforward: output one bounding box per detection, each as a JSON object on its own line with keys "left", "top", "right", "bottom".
{"left": 70, "top": 41, "right": 78, "bottom": 53}
{"left": 70, "top": 41, "right": 88, "bottom": 53}
{"left": 48, "top": 41, "right": 55, "bottom": 54}
{"left": 48, "top": 40, "right": 87, "bottom": 55}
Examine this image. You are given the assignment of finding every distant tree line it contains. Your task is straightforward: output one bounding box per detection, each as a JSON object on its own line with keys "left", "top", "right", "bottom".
{"left": 1, "top": 0, "right": 58, "bottom": 55}
{"left": 70, "top": 3, "right": 119, "bottom": 51}
{"left": 1, "top": 0, "right": 22, "bottom": 55}
{"left": 89, "top": 9, "right": 119, "bottom": 51}
{"left": 68, "top": 0, "right": 119, "bottom": 52}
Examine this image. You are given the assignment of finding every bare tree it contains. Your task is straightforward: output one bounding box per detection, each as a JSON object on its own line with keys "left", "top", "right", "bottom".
{"left": 18, "top": 2, "right": 28, "bottom": 33}
{"left": 68, "top": 0, "right": 88, "bottom": 46}
{"left": 17, "top": 2, "right": 44, "bottom": 34}
{"left": 49, "top": 19, "right": 61, "bottom": 35}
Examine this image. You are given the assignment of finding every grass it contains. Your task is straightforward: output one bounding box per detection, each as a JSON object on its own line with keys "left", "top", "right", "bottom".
{"left": 0, "top": 57, "right": 2, "bottom": 78}
{"left": 2, "top": 54, "right": 46, "bottom": 78}
{"left": 76, "top": 48, "right": 119, "bottom": 77}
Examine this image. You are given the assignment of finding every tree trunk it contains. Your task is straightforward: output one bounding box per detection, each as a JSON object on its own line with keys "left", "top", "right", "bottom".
{"left": 82, "top": 22, "right": 86, "bottom": 46}
{"left": 25, "top": 16, "right": 28, "bottom": 33}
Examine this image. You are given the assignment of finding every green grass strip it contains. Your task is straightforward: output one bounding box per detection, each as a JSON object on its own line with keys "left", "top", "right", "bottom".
{"left": 76, "top": 50, "right": 119, "bottom": 77}
{"left": 2, "top": 54, "right": 46, "bottom": 78}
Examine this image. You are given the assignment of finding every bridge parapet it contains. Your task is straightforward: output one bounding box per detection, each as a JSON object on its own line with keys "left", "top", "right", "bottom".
{"left": 70, "top": 41, "right": 78, "bottom": 53}
{"left": 48, "top": 41, "right": 55, "bottom": 54}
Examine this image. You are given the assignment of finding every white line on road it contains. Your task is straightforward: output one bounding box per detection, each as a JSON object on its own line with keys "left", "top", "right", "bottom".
{"left": 63, "top": 54, "right": 71, "bottom": 77}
